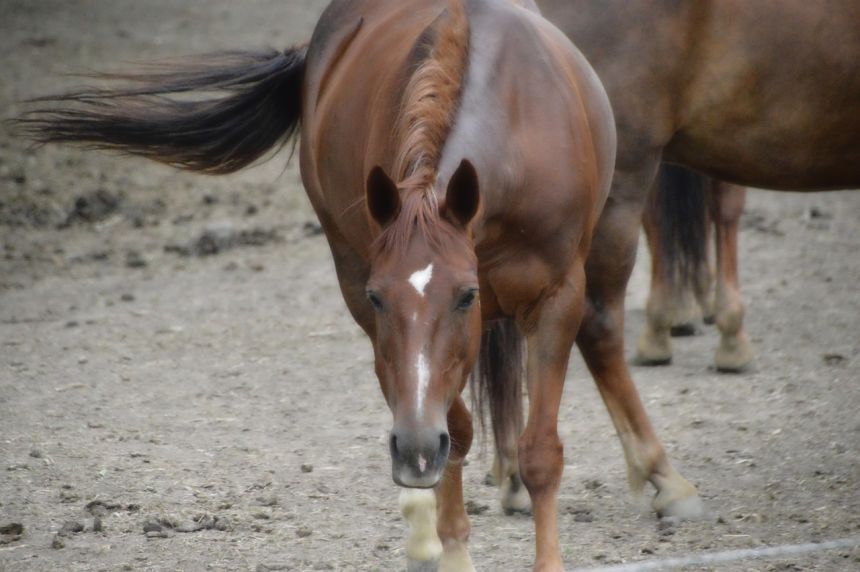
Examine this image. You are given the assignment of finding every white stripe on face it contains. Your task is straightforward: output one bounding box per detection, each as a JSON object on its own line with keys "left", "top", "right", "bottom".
{"left": 408, "top": 263, "right": 433, "bottom": 297}
{"left": 415, "top": 351, "right": 430, "bottom": 419}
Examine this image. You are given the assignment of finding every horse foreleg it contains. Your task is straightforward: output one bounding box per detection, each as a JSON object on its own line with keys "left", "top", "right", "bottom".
{"left": 579, "top": 203, "right": 704, "bottom": 519}
{"left": 710, "top": 182, "right": 753, "bottom": 372}
{"left": 435, "top": 397, "right": 475, "bottom": 572}
{"left": 518, "top": 262, "right": 586, "bottom": 571}
{"left": 400, "top": 396, "right": 475, "bottom": 572}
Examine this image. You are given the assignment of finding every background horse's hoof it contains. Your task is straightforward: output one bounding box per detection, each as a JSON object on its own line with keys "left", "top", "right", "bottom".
{"left": 656, "top": 493, "right": 707, "bottom": 521}
{"left": 714, "top": 334, "right": 754, "bottom": 372}
{"left": 632, "top": 353, "right": 672, "bottom": 366}
{"left": 500, "top": 474, "right": 532, "bottom": 515}
{"left": 635, "top": 330, "right": 673, "bottom": 366}
{"left": 670, "top": 322, "right": 699, "bottom": 337}
{"left": 408, "top": 558, "right": 440, "bottom": 572}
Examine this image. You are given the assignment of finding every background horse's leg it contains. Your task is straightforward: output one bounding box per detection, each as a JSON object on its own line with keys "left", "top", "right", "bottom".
{"left": 709, "top": 183, "right": 753, "bottom": 372}
{"left": 637, "top": 182, "right": 675, "bottom": 364}
{"left": 434, "top": 396, "right": 475, "bottom": 572}
{"left": 518, "top": 262, "right": 587, "bottom": 571}
{"left": 578, "top": 173, "right": 705, "bottom": 519}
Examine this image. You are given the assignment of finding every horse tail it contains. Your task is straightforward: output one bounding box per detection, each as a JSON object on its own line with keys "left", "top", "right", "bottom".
{"left": 653, "top": 163, "right": 710, "bottom": 287}
{"left": 470, "top": 318, "right": 524, "bottom": 462}
{"left": 16, "top": 48, "right": 306, "bottom": 174}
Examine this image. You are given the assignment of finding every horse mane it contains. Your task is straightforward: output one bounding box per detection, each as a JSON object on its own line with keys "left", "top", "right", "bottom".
{"left": 374, "top": 0, "right": 470, "bottom": 256}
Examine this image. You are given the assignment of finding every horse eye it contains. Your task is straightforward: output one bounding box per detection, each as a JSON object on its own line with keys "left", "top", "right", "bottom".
{"left": 366, "top": 290, "right": 384, "bottom": 312}
{"left": 456, "top": 289, "right": 478, "bottom": 311}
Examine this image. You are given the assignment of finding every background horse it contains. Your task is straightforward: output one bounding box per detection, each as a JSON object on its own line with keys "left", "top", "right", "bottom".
{"left": 473, "top": 0, "right": 859, "bottom": 514}
{"left": 20, "top": 1, "right": 699, "bottom": 570}
{"left": 638, "top": 164, "right": 751, "bottom": 372}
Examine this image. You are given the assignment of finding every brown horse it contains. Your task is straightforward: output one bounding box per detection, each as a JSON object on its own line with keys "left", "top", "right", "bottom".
{"left": 638, "top": 165, "right": 752, "bottom": 372}
{"left": 19, "top": 1, "right": 701, "bottom": 569}
{"left": 474, "top": 0, "right": 860, "bottom": 514}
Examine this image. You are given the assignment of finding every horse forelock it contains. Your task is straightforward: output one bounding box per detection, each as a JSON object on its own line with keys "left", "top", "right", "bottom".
{"left": 377, "top": 0, "right": 470, "bottom": 258}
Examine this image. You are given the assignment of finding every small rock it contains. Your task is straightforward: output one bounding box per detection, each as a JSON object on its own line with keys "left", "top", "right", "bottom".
{"left": 0, "top": 523, "right": 23, "bottom": 536}
{"left": 252, "top": 510, "right": 271, "bottom": 520}
{"left": 28, "top": 448, "right": 43, "bottom": 458}
{"left": 142, "top": 519, "right": 163, "bottom": 533}
{"left": 312, "top": 563, "right": 335, "bottom": 570}
{"left": 464, "top": 500, "right": 489, "bottom": 515}
{"left": 256, "top": 495, "right": 279, "bottom": 507}
{"left": 65, "top": 320, "right": 79, "bottom": 328}
{"left": 257, "top": 564, "right": 289, "bottom": 572}
{"left": 59, "top": 489, "right": 80, "bottom": 503}
{"left": 301, "top": 464, "right": 314, "bottom": 474}
{"left": 574, "top": 513, "right": 594, "bottom": 523}
{"left": 296, "top": 526, "right": 313, "bottom": 538}
{"left": 120, "top": 293, "right": 135, "bottom": 302}
{"left": 125, "top": 251, "right": 147, "bottom": 269}
{"left": 583, "top": 479, "right": 603, "bottom": 491}
{"left": 822, "top": 353, "right": 846, "bottom": 366}
{"left": 58, "top": 521, "right": 84, "bottom": 537}
{"left": 146, "top": 530, "right": 170, "bottom": 539}
{"left": 51, "top": 536, "right": 65, "bottom": 549}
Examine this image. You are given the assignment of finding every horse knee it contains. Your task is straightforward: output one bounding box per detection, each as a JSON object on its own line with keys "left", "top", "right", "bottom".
{"left": 517, "top": 432, "right": 563, "bottom": 496}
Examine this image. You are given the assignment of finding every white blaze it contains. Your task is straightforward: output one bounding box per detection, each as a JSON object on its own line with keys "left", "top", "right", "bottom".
{"left": 415, "top": 351, "right": 430, "bottom": 419}
{"left": 408, "top": 263, "right": 433, "bottom": 296}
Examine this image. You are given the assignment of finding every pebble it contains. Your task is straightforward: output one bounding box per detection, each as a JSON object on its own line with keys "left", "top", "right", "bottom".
{"left": 0, "top": 523, "right": 23, "bottom": 536}
{"left": 58, "top": 520, "right": 84, "bottom": 536}
{"left": 296, "top": 526, "right": 313, "bottom": 538}
{"left": 51, "top": 536, "right": 65, "bottom": 549}
{"left": 301, "top": 464, "right": 314, "bottom": 473}
{"left": 142, "top": 519, "right": 163, "bottom": 533}
{"left": 29, "top": 448, "right": 43, "bottom": 458}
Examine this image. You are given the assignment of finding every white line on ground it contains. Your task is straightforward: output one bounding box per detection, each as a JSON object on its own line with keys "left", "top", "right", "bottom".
{"left": 569, "top": 536, "right": 860, "bottom": 572}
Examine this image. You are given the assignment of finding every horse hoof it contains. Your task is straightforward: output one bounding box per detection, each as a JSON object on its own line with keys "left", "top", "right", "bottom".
{"left": 714, "top": 335, "right": 754, "bottom": 372}
{"left": 408, "top": 559, "right": 440, "bottom": 572}
{"left": 483, "top": 471, "right": 498, "bottom": 487}
{"left": 656, "top": 493, "right": 707, "bottom": 521}
{"left": 635, "top": 330, "right": 672, "bottom": 366}
{"left": 500, "top": 474, "right": 532, "bottom": 515}
{"left": 632, "top": 354, "right": 672, "bottom": 367}
{"left": 670, "top": 323, "right": 698, "bottom": 337}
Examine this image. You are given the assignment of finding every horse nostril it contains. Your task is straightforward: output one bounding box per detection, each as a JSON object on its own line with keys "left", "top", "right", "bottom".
{"left": 389, "top": 433, "right": 399, "bottom": 458}
{"left": 438, "top": 432, "right": 450, "bottom": 458}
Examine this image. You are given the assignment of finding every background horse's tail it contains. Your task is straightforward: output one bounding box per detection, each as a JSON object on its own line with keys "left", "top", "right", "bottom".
{"left": 16, "top": 48, "right": 306, "bottom": 174}
{"left": 471, "top": 318, "right": 524, "bottom": 462}
{"left": 652, "top": 163, "right": 710, "bottom": 287}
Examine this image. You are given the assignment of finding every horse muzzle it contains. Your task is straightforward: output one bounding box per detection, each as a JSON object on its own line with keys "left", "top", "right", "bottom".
{"left": 389, "top": 426, "right": 450, "bottom": 488}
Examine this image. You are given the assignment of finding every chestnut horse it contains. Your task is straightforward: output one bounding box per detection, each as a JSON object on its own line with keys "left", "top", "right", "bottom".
{"left": 489, "top": 0, "right": 860, "bottom": 520}
{"left": 475, "top": 0, "right": 859, "bottom": 512}
{"left": 638, "top": 165, "right": 751, "bottom": 372}
{"left": 19, "top": 1, "right": 701, "bottom": 569}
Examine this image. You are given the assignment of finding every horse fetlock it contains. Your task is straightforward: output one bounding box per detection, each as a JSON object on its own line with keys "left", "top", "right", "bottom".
{"left": 438, "top": 540, "right": 476, "bottom": 572}
{"left": 715, "top": 331, "right": 754, "bottom": 372}
{"left": 401, "top": 489, "right": 443, "bottom": 565}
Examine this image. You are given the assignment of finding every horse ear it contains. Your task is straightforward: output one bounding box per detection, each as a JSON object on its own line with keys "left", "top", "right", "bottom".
{"left": 444, "top": 159, "right": 480, "bottom": 228}
{"left": 366, "top": 166, "right": 401, "bottom": 228}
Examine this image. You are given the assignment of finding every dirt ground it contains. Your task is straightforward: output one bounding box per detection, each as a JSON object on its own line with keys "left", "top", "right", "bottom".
{"left": 1, "top": 2, "right": 858, "bottom": 571}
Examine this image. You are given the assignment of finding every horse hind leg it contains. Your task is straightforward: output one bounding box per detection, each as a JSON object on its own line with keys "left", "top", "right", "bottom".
{"left": 710, "top": 182, "right": 753, "bottom": 372}
{"left": 581, "top": 196, "right": 705, "bottom": 520}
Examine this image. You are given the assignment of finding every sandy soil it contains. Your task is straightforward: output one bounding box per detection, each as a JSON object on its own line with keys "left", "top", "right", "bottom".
{"left": 1, "top": 2, "right": 858, "bottom": 571}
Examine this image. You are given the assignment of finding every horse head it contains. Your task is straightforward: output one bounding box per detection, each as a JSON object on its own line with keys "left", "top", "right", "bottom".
{"left": 365, "top": 159, "right": 481, "bottom": 488}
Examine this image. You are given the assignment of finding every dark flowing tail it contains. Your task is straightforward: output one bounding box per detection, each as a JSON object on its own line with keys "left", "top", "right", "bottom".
{"left": 652, "top": 163, "right": 710, "bottom": 286}
{"left": 470, "top": 318, "right": 524, "bottom": 461}
{"left": 15, "top": 48, "right": 307, "bottom": 174}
